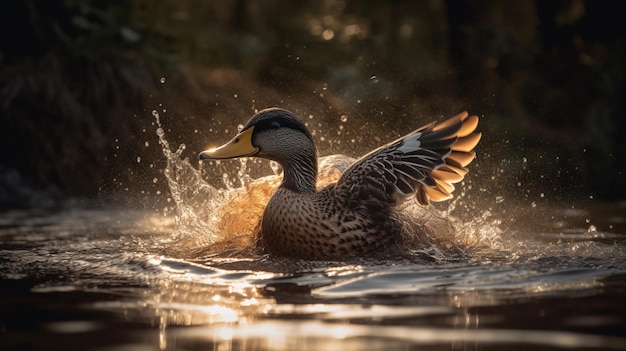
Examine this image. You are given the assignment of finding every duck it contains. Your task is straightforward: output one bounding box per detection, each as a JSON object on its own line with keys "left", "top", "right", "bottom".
{"left": 199, "top": 108, "right": 481, "bottom": 259}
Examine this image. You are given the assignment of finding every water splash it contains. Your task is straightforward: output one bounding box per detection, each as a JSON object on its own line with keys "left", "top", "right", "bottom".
{"left": 153, "top": 110, "right": 285, "bottom": 257}
{"left": 153, "top": 110, "right": 222, "bottom": 246}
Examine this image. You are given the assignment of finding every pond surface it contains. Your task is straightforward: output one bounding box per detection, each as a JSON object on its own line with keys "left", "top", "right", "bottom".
{"left": 1, "top": 202, "right": 625, "bottom": 351}
{"left": 1, "top": 116, "right": 625, "bottom": 351}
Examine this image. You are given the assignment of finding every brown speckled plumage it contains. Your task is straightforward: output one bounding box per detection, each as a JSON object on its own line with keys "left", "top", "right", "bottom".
{"left": 200, "top": 108, "right": 481, "bottom": 259}
{"left": 260, "top": 186, "right": 401, "bottom": 258}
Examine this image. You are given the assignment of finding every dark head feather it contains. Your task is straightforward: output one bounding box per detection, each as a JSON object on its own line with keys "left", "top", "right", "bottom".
{"left": 243, "top": 108, "right": 314, "bottom": 142}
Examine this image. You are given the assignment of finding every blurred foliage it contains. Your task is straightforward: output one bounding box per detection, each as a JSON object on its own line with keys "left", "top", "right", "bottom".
{"left": 0, "top": 0, "right": 171, "bottom": 207}
{"left": 0, "top": 0, "right": 624, "bottom": 208}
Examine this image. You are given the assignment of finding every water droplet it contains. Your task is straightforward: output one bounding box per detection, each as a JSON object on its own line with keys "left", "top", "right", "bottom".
{"left": 160, "top": 77, "right": 166, "bottom": 84}
{"left": 136, "top": 157, "right": 141, "bottom": 163}
{"left": 370, "top": 75, "right": 378, "bottom": 83}
{"left": 340, "top": 115, "right": 348, "bottom": 122}
{"left": 144, "top": 141, "right": 149, "bottom": 147}
{"left": 233, "top": 93, "right": 238, "bottom": 98}
{"left": 237, "top": 124, "right": 244, "bottom": 132}
{"left": 495, "top": 196, "right": 504, "bottom": 203}
{"left": 531, "top": 201, "right": 536, "bottom": 208}
{"left": 152, "top": 178, "right": 158, "bottom": 183}
{"left": 156, "top": 128, "right": 164, "bottom": 137}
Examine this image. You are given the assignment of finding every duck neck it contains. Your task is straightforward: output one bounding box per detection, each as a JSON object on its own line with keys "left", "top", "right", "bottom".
{"left": 278, "top": 148, "right": 318, "bottom": 194}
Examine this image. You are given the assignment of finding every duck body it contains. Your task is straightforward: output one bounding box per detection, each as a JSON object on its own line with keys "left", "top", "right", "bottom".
{"left": 261, "top": 184, "right": 401, "bottom": 259}
{"left": 200, "top": 108, "right": 481, "bottom": 259}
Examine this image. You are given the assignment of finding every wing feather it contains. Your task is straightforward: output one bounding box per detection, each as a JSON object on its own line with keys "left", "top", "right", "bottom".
{"left": 424, "top": 186, "right": 453, "bottom": 202}
{"left": 432, "top": 168, "right": 464, "bottom": 183}
{"left": 439, "top": 164, "right": 468, "bottom": 177}
{"left": 432, "top": 111, "right": 467, "bottom": 131}
{"left": 446, "top": 150, "right": 476, "bottom": 168}
{"left": 452, "top": 133, "right": 482, "bottom": 152}
{"left": 458, "top": 115, "right": 479, "bottom": 137}
{"left": 435, "top": 177, "right": 456, "bottom": 194}
{"left": 335, "top": 112, "right": 480, "bottom": 207}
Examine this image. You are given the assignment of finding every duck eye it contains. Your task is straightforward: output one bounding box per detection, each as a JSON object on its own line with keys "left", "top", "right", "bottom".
{"left": 233, "top": 137, "right": 240, "bottom": 143}
{"left": 269, "top": 121, "right": 281, "bottom": 129}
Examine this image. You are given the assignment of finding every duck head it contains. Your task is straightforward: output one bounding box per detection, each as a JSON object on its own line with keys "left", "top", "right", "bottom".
{"left": 199, "top": 108, "right": 318, "bottom": 193}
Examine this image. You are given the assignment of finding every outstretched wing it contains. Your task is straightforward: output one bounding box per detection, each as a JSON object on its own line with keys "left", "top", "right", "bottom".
{"left": 335, "top": 111, "right": 481, "bottom": 207}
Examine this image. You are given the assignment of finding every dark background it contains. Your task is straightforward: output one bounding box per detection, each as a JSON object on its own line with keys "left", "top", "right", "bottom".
{"left": 0, "top": 0, "right": 623, "bottom": 210}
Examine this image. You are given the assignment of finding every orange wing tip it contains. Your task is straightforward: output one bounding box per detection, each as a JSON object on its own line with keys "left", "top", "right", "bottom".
{"left": 420, "top": 112, "right": 480, "bottom": 204}
{"left": 439, "top": 164, "right": 468, "bottom": 177}
{"left": 434, "top": 178, "right": 455, "bottom": 194}
{"left": 446, "top": 150, "right": 476, "bottom": 168}
{"left": 458, "top": 115, "right": 479, "bottom": 137}
{"left": 424, "top": 186, "right": 453, "bottom": 202}
{"left": 432, "top": 111, "right": 468, "bottom": 132}
{"left": 452, "top": 111, "right": 470, "bottom": 122}
{"left": 432, "top": 168, "right": 464, "bottom": 183}
{"left": 452, "top": 132, "right": 482, "bottom": 153}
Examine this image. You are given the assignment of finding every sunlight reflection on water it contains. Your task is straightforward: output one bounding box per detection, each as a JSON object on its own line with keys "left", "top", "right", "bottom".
{"left": 171, "top": 320, "right": 626, "bottom": 351}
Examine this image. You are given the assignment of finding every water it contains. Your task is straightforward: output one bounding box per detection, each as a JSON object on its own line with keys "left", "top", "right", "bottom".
{"left": 1, "top": 113, "right": 625, "bottom": 351}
